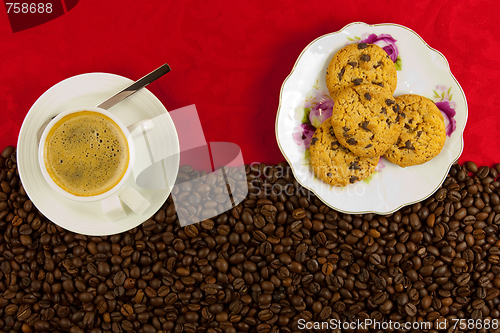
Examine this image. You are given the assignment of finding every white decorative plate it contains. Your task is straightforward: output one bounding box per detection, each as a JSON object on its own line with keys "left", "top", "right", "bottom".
{"left": 275, "top": 22, "right": 467, "bottom": 214}
{"left": 17, "top": 73, "right": 180, "bottom": 235}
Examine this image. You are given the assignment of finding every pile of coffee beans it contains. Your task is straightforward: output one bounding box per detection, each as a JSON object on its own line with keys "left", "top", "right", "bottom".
{"left": 1, "top": 144, "right": 500, "bottom": 333}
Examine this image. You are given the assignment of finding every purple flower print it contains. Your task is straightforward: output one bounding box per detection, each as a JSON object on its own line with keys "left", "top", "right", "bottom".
{"left": 309, "top": 99, "right": 334, "bottom": 128}
{"left": 304, "top": 89, "right": 327, "bottom": 109}
{"left": 375, "top": 157, "right": 386, "bottom": 172}
{"left": 360, "top": 34, "right": 399, "bottom": 62}
{"left": 292, "top": 123, "right": 316, "bottom": 149}
{"left": 435, "top": 101, "right": 457, "bottom": 137}
{"left": 433, "top": 85, "right": 457, "bottom": 137}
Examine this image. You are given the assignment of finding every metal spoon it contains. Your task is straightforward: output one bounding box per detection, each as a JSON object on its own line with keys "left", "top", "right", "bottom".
{"left": 36, "top": 63, "right": 171, "bottom": 143}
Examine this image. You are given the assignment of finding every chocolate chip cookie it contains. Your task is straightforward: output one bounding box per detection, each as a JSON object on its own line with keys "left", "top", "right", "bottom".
{"left": 331, "top": 84, "right": 404, "bottom": 158}
{"left": 325, "top": 42, "right": 397, "bottom": 100}
{"left": 310, "top": 119, "right": 379, "bottom": 187}
{"left": 384, "top": 94, "right": 446, "bottom": 167}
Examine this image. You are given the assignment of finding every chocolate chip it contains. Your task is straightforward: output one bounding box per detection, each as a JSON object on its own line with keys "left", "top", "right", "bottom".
{"left": 392, "top": 104, "right": 400, "bottom": 113}
{"left": 405, "top": 140, "right": 415, "bottom": 150}
{"left": 311, "top": 138, "right": 318, "bottom": 146}
{"left": 408, "top": 119, "right": 413, "bottom": 124}
{"left": 360, "top": 121, "right": 370, "bottom": 130}
{"left": 386, "top": 119, "right": 392, "bottom": 126}
{"left": 370, "top": 134, "right": 375, "bottom": 140}
{"left": 357, "top": 43, "right": 368, "bottom": 49}
{"left": 360, "top": 54, "right": 370, "bottom": 62}
{"left": 346, "top": 138, "right": 357, "bottom": 145}
{"left": 401, "top": 112, "right": 406, "bottom": 118}
{"left": 404, "top": 124, "right": 411, "bottom": 130}
{"left": 417, "top": 131, "right": 422, "bottom": 138}
{"left": 349, "top": 161, "right": 360, "bottom": 170}
{"left": 343, "top": 126, "right": 349, "bottom": 132}
{"left": 380, "top": 107, "right": 387, "bottom": 114}
{"left": 349, "top": 176, "right": 357, "bottom": 184}
{"left": 348, "top": 62, "right": 358, "bottom": 67}
{"left": 364, "top": 93, "right": 371, "bottom": 101}
{"left": 395, "top": 114, "right": 401, "bottom": 122}
{"left": 373, "top": 61, "right": 383, "bottom": 69}
{"left": 331, "top": 141, "right": 340, "bottom": 150}
{"left": 385, "top": 99, "right": 395, "bottom": 106}
{"left": 365, "top": 144, "right": 373, "bottom": 148}
{"left": 353, "top": 78, "right": 363, "bottom": 85}
{"left": 329, "top": 126, "right": 335, "bottom": 136}
{"left": 340, "top": 146, "right": 350, "bottom": 153}
{"left": 338, "top": 67, "right": 345, "bottom": 81}
{"left": 372, "top": 82, "right": 384, "bottom": 87}
{"left": 327, "top": 173, "right": 332, "bottom": 177}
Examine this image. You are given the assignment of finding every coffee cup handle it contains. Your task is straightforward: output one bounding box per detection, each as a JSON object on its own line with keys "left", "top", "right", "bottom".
{"left": 127, "top": 119, "right": 154, "bottom": 133}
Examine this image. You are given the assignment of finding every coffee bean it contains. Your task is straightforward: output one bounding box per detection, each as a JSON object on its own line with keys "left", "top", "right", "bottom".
{"left": 78, "top": 291, "right": 94, "bottom": 303}
{"left": 321, "top": 262, "right": 334, "bottom": 275}
{"left": 201, "top": 219, "right": 215, "bottom": 230}
{"left": 120, "top": 246, "right": 134, "bottom": 257}
{"left": 1, "top": 146, "right": 15, "bottom": 158}
{"left": 113, "top": 271, "right": 127, "bottom": 286}
{"left": 473, "top": 229, "right": 486, "bottom": 240}
{"left": 292, "top": 208, "right": 306, "bottom": 220}
{"left": 5, "top": 303, "right": 18, "bottom": 315}
{"left": 477, "top": 166, "right": 490, "bottom": 179}
{"left": 121, "top": 320, "right": 134, "bottom": 331}
{"left": 319, "top": 306, "right": 332, "bottom": 320}
{"left": 369, "top": 253, "right": 382, "bottom": 265}
{"left": 448, "top": 190, "right": 462, "bottom": 202}
{"left": 465, "top": 161, "right": 478, "bottom": 172}
{"left": 184, "top": 224, "right": 199, "bottom": 237}
{"left": 404, "top": 302, "right": 417, "bottom": 316}
{"left": 258, "top": 309, "right": 274, "bottom": 321}
{"left": 120, "top": 304, "right": 134, "bottom": 316}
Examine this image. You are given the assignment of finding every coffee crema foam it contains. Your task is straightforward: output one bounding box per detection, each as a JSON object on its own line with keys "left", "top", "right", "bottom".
{"left": 44, "top": 111, "right": 129, "bottom": 196}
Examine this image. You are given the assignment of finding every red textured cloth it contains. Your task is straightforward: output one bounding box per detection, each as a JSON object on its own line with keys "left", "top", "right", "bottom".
{"left": 1, "top": 0, "right": 499, "bottom": 167}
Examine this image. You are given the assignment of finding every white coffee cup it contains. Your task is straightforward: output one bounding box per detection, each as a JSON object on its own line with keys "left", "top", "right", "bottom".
{"left": 38, "top": 106, "right": 141, "bottom": 202}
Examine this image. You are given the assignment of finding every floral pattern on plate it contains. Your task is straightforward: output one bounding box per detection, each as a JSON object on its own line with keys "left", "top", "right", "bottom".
{"left": 432, "top": 85, "right": 457, "bottom": 137}
{"left": 292, "top": 82, "right": 332, "bottom": 151}
{"left": 348, "top": 33, "right": 402, "bottom": 70}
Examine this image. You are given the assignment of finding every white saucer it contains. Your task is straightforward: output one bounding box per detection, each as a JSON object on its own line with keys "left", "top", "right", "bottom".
{"left": 17, "top": 73, "right": 180, "bottom": 236}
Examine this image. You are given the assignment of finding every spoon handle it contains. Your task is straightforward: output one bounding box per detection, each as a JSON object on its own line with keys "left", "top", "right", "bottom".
{"left": 97, "top": 63, "right": 171, "bottom": 110}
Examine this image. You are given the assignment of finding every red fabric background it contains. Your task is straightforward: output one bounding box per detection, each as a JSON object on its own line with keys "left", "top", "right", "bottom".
{"left": 1, "top": 0, "right": 499, "bottom": 167}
